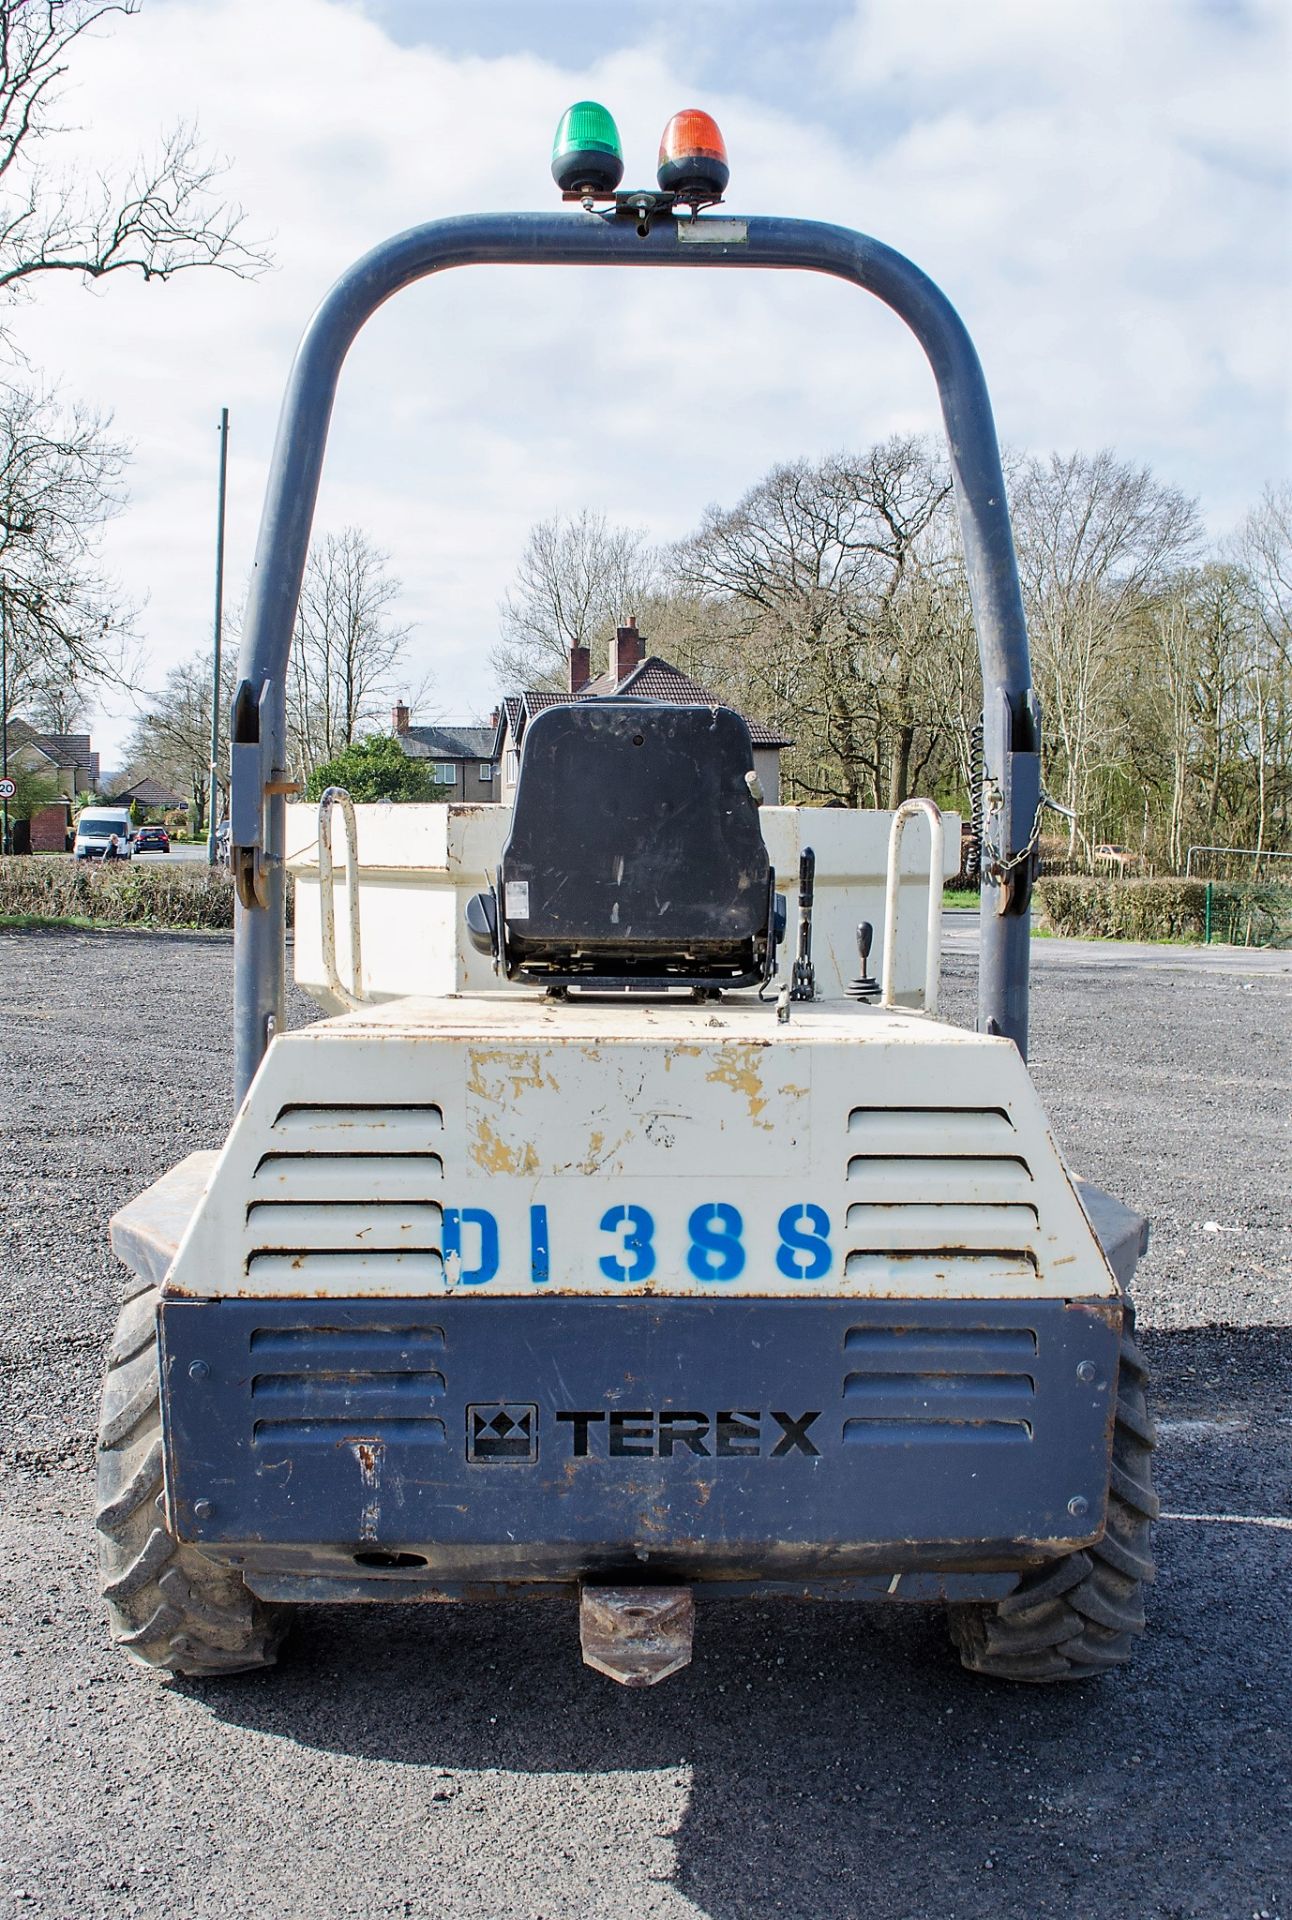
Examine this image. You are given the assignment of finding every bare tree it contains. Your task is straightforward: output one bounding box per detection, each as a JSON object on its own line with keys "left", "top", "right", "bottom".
{"left": 671, "top": 439, "right": 956, "bottom": 805}
{"left": 121, "top": 642, "right": 237, "bottom": 833}
{"left": 491, "top": 510, "right": 653, "bottom": 692}
{"left": 0, "top": 1, "right": 266, "bottom": 743}
{"left": 489, "top": 446, "right": 1287, "bottom": 868}
{"left": 0, "top": 1, "right": 266, "bottom": 329}
{"left": 1012, "top": 450, "right": 1200, "bottom": 852}
{"left": 1139, "top": 575, "right": 1202, "bottom": 872}
{"left": 1188, "top": 563, "right": 1252, "bottom": 850}
{"left": 0, "top": 381, "right": 129, "bottom": 718}
{"left": 24, "top": 668, "right": 89, "bottom": 731}
{"left": 287, "top": 528, "right": 417, "bottom": 782}
{"left": 1239, "top": 485, "right": 1292, "bottom": 856}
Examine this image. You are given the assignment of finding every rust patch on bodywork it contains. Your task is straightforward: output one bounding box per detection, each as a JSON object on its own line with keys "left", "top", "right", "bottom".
{"left": 350, "top": 1438, "right": 384, "bottom": 1543}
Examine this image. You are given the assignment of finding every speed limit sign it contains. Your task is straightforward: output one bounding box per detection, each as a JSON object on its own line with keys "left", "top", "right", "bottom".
{"left": 0, "top": 778, "right": 15, "bottom": 799}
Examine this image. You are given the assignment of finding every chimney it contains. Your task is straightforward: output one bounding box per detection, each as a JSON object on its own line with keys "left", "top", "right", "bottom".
{"left": 569, "top": 644, "right": 591, "bottom": 694}
{"left": 489, "top": 706, "right": 499, "bottom": 729}
{"left": 614, "top": 616, "right": 644, "bottom": 688}
{"left": 392, "top": 700, "right": 410, "bottom": 735}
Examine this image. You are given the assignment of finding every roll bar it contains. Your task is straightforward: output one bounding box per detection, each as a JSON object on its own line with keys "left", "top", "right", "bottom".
{"left": 231, "top": 210, "right": 1040, "bottom": 1101}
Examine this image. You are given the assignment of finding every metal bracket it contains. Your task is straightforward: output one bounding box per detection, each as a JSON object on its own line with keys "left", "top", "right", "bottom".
{"left": 229, "top": 677, "right": 278, "bottom": 911}
{"left": 981, "top": 689, "right": 1042, "bottom": 918}
{"left": 565, "top": 186, "right": 723, "bottom": 235}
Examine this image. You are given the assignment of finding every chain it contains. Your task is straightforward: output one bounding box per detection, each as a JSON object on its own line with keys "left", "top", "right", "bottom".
{"left": 983, "top": 788, "right": 1071, "bottom": 889}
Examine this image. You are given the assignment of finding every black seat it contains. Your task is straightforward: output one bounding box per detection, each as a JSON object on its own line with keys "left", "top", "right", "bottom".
{"left": 481, "top": 701, "right": 777, "bottom": 990}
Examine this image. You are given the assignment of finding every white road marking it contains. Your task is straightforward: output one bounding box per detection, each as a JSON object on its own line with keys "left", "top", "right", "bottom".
{"left": 1157, "top": 1416, "right": 1251, "bottom": 1437}
{"left": 1161, "top": 1512, "right": 1292, "bottom": 1530}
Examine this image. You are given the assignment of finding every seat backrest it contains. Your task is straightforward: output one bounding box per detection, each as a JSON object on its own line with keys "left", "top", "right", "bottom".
{"left": 499, "top": 701, "right": 771, "bottom": 977}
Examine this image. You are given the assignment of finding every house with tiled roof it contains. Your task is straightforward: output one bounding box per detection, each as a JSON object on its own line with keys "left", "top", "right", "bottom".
{"left": 490, "top": 619, "right": 792, "bottom": 806}
{"left": 2, "top": 717, "right": 102, "bottom": 852}
{"left": 390, "top": 708, "right": 499, "bottom": 801}
{"left": 111, "top": 775, "right": 188, "bottom": 814}
{"left": 4, "top": 717, "right": 100, "bottom": 798}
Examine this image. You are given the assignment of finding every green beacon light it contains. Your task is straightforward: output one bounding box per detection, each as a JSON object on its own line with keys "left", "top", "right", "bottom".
{"left": 551, "top": 100, "right": 624, "bottom": 198}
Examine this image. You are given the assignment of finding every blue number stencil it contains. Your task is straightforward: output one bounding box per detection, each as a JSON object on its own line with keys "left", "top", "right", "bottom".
{"left": 687, "top": 1203, "right": 746, "bottom": 1281}
{"left": 776, "top": 1203, "right": 832, "bottom": 1280}
{"left": 598, "top": 1204, "right": 656, "bottom": 1282}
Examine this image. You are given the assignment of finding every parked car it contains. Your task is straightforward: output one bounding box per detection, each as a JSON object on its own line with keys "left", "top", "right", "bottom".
{"left": 134, "top": 825, "right": 170, "bottom": 853}
{"left": 1092, "top": 843, "right": 1145, "bottom": 872}
{"left": 73, "top": 808, "right": 134, "bottom": 861}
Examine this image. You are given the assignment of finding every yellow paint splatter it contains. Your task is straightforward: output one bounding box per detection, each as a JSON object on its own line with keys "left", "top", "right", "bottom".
{"left": 470, "top": 1116, "right": 540, "bottom": 1177}
{"left": 466, "top": 1048, "right": 558, "bottom": 1102}
{"left": 705, "top": 1044, "right": 774, "bottom": 1130}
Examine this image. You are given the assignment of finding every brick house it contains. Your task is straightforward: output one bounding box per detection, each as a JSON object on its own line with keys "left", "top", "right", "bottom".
{"left": 491, "top": 619, "right": 792, "bottom": 806}
{"left": 3, "top": 718, "right": 101, "bottom": 851}
{"left": 4, "top": 717, "right": 100, "bottom": 799}
{"left": 390, "top": 706, "right": 498, "bottom": 801}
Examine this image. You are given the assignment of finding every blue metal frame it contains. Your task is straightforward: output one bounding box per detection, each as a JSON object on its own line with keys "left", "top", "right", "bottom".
{"left": 232, "top": 209, "right": 1039, "bottom": 1098}
{"left": 160, "top": 1295, "right": 1117, "bottom": 1579}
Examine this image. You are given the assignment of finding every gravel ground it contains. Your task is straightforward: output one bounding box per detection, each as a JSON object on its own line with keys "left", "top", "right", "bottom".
{"left": 1, "top": 929, "right": 1289, "bottom": 1920}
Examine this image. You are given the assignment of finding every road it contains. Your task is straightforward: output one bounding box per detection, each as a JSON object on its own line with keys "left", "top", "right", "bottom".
{"left": 943, "top": 909, "right": 1292, "bottom": 975}
{"left": 0, "top": 931, "right": 1288, "bottom": 1920}
{"left": 135, "top": 842, "right": 211, "bottom": 864}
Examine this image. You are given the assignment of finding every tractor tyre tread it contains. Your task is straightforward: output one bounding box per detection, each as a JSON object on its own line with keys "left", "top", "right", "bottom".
{"left": 948, "top": 1303, "right": 1155, "bottom": 1684}
{"left": 121, "top": 1266, "right": 156, "bottom": 1305}
{"left": 96, "top": 1282, "right": 285, "bottom": 1678}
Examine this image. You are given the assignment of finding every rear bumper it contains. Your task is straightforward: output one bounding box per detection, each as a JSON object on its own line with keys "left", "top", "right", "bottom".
{"left": 159, "top": 1295, "right": 1121, "bottom": 1600}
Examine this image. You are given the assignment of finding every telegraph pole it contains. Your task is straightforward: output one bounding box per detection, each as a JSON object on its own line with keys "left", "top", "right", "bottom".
{"left": 207, "top": 407, "right": 230, "bottom": 864}
{"left": 1, "top": 579, "right": 9, "bottom": 857}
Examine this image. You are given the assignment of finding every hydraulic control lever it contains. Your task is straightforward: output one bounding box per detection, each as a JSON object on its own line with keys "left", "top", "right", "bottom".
{"left": 790, "top": 847, "right": 817, "bottom": 1001}
{"left": 846, "top": 921, "right": 881, "bottom": 1003}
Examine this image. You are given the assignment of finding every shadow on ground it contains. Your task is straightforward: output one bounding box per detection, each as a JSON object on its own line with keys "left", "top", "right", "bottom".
{"left": 181, "top": 1328, "right": 1292, "bottom": 1920}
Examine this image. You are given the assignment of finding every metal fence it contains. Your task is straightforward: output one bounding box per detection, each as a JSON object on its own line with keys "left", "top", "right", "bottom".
{"left": 1186, "top": 844, "right": 1292, "bottom": 884}
{"left": 1202, "top": 879, "right": 1292, "bottom": 949}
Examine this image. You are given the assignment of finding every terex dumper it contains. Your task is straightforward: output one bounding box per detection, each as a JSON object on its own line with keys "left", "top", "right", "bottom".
{"left": 97, "top": 105, "right": 1156, "bottom": 1687}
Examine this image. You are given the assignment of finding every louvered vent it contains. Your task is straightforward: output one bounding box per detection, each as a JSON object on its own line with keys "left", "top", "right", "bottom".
{"left": 246, "top": 1103, "right": 445, "bottom": 1288}
{"left": 249, "top": 1323, "right": 447, "bottom": 1446}
{"left": 842, "top": 1324, "right": 1036, "bottom": 1446}
{"left": 845, "top": 1107, "right": 1039, "bottom": 1289}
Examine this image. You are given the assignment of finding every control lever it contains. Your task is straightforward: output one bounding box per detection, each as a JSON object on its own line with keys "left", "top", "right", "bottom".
{"left": 846, "top": 921, "right": 881, "bottom": 1003}
{"left": 790, "top": 847, "right": 817, "bottom": 1001}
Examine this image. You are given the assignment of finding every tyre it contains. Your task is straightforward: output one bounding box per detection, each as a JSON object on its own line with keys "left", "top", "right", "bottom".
{"left": 948, "top": 1300, "right": 1157, "bottom": 1682}
{"left": 95, "top": 1275, "right": 287, "bottom": 1677}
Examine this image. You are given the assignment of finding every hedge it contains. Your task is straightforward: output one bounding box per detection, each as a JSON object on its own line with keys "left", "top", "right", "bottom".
{"left": 1034, "top": 875, "right": 1291, "bottom": 947}
{"left": 0, "top": 856, "right": 235, "bottom": 929}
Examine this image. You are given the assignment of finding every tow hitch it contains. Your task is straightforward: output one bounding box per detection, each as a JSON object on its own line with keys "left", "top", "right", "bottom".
{"left": 579, "top": 1586, "right": 695, "bottom": 1688}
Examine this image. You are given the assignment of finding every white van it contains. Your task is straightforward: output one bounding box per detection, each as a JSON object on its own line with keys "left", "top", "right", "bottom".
{"left": 74, "top": 807, "right": 134, "bottom": 861}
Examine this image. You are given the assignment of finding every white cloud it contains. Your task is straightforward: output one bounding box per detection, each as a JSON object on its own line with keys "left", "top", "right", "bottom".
{"left": 6, "top": 0, "right": 1288, "bottom": 763}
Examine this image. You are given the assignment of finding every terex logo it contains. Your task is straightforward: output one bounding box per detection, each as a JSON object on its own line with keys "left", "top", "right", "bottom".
{"left": 556, "top": 1409, "right": 822, "bottom": 1459}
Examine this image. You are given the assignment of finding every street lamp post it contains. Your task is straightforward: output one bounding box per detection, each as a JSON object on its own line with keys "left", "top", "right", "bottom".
{"left": 207, "top": 407, "right": 230, "bottom": 864}
{"left": 1, "top": 577, "right": 9, "bottom": 856}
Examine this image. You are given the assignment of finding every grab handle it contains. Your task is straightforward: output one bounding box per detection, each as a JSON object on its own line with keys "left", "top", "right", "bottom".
{"left": 317, "top": 786, "right": 364, "bottom": 1007}
{"left": 881, "top": 799, "right": 944, "bottom": 1014}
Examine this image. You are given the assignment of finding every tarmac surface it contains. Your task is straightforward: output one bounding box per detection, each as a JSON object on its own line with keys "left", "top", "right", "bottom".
{"left": 0, "top": 929, "right": 1288, "bottom": 1920}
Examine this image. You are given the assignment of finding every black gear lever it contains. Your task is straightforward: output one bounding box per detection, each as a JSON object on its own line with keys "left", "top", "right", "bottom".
{"left": 846, "top": 921, "right": 881, "bottom": 1002}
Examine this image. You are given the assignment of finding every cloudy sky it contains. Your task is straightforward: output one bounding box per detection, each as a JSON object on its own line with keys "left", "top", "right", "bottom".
{"left": 12, "top": 0, "right": 1290, "bottom": 763}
